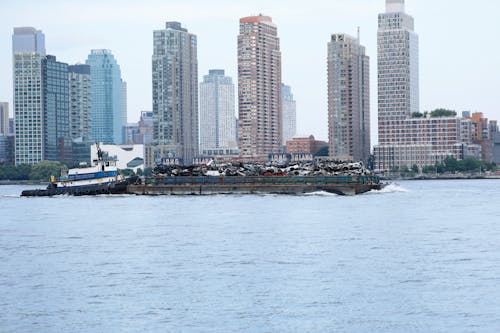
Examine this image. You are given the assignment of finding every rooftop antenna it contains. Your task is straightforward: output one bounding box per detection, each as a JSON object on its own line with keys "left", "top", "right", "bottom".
{"left": 357, "top": 26, "right": 360, "bottom": 42}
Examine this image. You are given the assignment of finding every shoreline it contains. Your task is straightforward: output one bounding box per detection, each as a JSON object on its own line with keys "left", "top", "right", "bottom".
{"left": 0, "top": 180, "right": 49, "bottom": 186}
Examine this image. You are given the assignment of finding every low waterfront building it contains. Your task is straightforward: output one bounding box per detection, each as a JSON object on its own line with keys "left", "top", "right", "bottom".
{"left": 286, "top": 135, "right": 328, "bottom": 156}
{"left": 374, "top": 116, "right": 473, "bottom": 170}
{"left": 493, "top": 132, "right": 500, "bottom": 164}
{"left": 199, "top": 148, "right": 239, "bottom": 161}
{"left": 464, "top": 112, "right": 498, "bottom": 163}
{"left": 91, "top": 144, "right": 144, "bottom": 173}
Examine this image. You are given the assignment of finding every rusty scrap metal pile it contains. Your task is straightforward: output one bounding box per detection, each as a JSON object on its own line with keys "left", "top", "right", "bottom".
{"left": 153, "top": 160, "right": 372, "bottom": 177}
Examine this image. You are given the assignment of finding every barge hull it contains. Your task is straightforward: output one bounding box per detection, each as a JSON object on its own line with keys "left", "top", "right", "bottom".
{"left": 128, "top": 176, "right": 381, "bottom": 196}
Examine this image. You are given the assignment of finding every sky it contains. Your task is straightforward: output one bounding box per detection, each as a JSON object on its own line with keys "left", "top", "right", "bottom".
{"left": 1, "top": 0, "right": 499, "bottom": 144}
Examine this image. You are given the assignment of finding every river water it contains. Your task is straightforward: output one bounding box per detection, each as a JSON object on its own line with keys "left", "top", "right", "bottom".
{"left": 1, "top": 180, "right": 500, "bottom": 332}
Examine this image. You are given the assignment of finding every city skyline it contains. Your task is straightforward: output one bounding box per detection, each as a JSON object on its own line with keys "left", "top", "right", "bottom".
{"left": 1, "top": 0, "right": 499, "bottom": 144}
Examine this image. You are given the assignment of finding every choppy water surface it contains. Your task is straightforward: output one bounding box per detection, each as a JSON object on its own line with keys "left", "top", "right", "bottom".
{"left": 1, "top": 180, "right": 500, "bottom": 332}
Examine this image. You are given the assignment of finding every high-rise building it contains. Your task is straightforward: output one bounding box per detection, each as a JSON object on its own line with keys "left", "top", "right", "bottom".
{"left": 238, "top": 15, "right": 282, "bottom": 161}
{"left": 0, "top": 102, "right": 8, "bottom": 135}
{"left": 0, "top": 136, "right": 14, "bottom": 165}
{"left": 43, "top": 55, "right": 70, "bottom": 163}
{"left": 199, "top": 69, "right": 236, "bottom": 152}
{"left": 68, "top": 64, "right": 91, "bottom": 140}
{"left": 121, "top": 80, "right": 128, "bottom": 143}
{"left": 152, "top": 22, "right": 198, "bottom": 165}
{"left": 13, "top": 27, "right": 45, "bottom": 165}
{"left": 86, "top": 49, "right": 124, "bottom": 144}
{"left": 12, "top": 27, "right": 45, "bottom": 56}
{"left": 0, "top": 103, "right": 13, "bottom": 165}
{"left": 328, "top": 33, "right": 370, "bottom": 163}
{"left": 138, "top": 111, "right": 153, "bottom": 145}
{"left": 9, "top": 118, "right": 14, "bottom": 136}
{"left": 377, "top": 0, "right": 419, "bottom": 146}
{"left": 124, "top": 123, "right": 139, "bottom": 145}
{"left": 281, "top": 83, "right": 296, "bottom": 147}
{"left": 373, "top": 1, "right": 473, "bottom": 170}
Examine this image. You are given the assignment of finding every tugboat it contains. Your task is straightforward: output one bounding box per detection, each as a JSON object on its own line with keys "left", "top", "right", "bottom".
{"left": 21, "top": 144, "right": 137, "bottom": 197}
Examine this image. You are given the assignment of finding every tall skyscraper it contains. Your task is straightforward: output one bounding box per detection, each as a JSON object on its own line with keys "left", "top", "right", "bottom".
{"left": 199, "top": 69, "right": 236, "bottom": 152}
{"left": 327, "top": 33, "right": 370, "bottom": 163}
{"left": 377, "top": 0, "right": 419, "bottom": 146}
{"left": 43, "top": 55, "right": 70, "bottom": 163}
{"left": 12, "top": 27, "right": 45, "bottom": 165}
{"left": 86, "top": 49, "right": 124, "bottom": 144}
{"left": 12, "top": 27, "right": 45, "bottom": 56}
{"left": 138, "top": 111, "right": 154, "bottom": 145}
{"left": 121, "top": 80, "right": 128, "bottom": 143}
{"left": 0, "top": 102, "right": 8, "bottom": 135}
{"left": 374, "top": 0, "right": 472, "bottom": 170}
{"left": 68, "top": 64, "right": 91, "bottom": 140}
{"left": 238, "top": 15, "right": 282, "bottom": 161}
{"left": 152, "top": 22, "right": 198, "bottom": 164}
{"left": 0, "top": 102, "right": 12, "bottom": 165}
{"left": 281, "top": 83, "right": 296, "bottom": 147}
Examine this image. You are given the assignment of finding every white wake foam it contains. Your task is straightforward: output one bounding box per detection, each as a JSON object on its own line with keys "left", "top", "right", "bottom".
{"left": 369, "top": 183, "right": 408, "bottom": 194}
{"left": 303, "top": 191, "right": 340, "bottom": 197}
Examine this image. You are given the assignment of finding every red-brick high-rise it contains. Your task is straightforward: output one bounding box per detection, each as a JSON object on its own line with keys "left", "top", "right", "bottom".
{"left": 238, "top": 15, "right": 282, "bottom": 161}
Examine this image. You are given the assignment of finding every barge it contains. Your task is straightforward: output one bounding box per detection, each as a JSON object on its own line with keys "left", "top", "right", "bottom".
{"left": 128, "top": 160, "right": 382, "bottom": 196}
{"left": 128, "top": 174, "right": 382, "bottom": 196}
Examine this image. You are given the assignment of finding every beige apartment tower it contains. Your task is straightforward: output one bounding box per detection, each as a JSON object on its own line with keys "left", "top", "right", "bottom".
{"left": 238, "top": 15, "right": 282, "bottom": 161}
{"left": 152, "top": 22, "right": 198, "bottom": 165}
{"left": 328, "top": 33, "right": 370, "bottom": 163}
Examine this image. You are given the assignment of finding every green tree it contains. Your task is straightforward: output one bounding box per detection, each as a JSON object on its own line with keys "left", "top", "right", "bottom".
{"left": 443, "top": 157, "right": 459, "bottom": 173}
{"left": 422, "top": 165, "right": 435, "bottom": 174}
{"left": 430, "top": 108, "right": 457, "bottom": 117}
{"left": 411, "top": 164, "right": 419, "bottom": 174}
{"left": 0, "top": 164, "right": 32, "bottom": 180}
{"left": 143, "top": 167, "right": 153, "bottom": 177}
{"left": 29, "top": 161, "right": 66, "bottom": 181}
{"left": 119, "top": 168, "right": 136, "bottom": 177}
{"left": 435, "top": 162, "right": 446, "bottom": 174}
{"left": 390, "top": 166, "right": 400, "bottom": 173}
{"left": 461, "top": 158, "right": 481, "bottom": 172}
{"left": 315, "top": 146, "right": 329, "bottom": 157}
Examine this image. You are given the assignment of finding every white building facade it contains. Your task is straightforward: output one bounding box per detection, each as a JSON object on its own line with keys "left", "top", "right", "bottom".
{"left": 12, "top": 27, "right": 46, "bottom": 165}
{"left": 199, "top": 70, "right": 236, "bottom": 152}
{"left": 374, "top": 0, "right": 472, "bottom": 170}
{"left": 91, "top": 144, "right": 145, "bottom": 172}
{"left": 281, "top": 83, "right": 296, "bottom": 147}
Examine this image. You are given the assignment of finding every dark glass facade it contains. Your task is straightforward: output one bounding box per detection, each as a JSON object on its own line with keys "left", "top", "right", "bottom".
{"left": 43, "top": 55, "right": 70, "bottom": 163}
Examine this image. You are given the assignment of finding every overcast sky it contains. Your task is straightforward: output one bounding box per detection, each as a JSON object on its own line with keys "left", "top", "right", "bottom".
{"left": 1, "top": 0, "right": 499, "bottom": 143}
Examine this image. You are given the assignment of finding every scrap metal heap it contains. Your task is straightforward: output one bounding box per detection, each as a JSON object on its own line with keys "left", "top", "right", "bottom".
{"left": 153, "top": 160, "right": 373, "bottom": 177}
